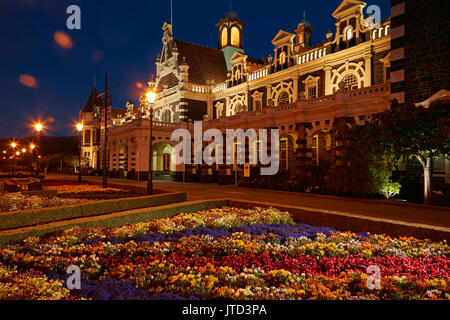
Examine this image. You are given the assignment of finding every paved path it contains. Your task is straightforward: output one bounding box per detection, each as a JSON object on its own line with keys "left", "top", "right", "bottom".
{"left": 47, "top": 174, "right": 450, "bottom": 229}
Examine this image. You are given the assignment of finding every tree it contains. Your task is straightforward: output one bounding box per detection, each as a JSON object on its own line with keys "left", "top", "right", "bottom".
{"left": 65, "top": 155, "right": 89, "bottom": 172}
{"left": 370, "top": 99, "right": 450, "bottom": 205}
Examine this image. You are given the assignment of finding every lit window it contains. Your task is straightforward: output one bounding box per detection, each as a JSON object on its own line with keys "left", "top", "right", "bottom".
{"left": 278, "top": 91, "right": 290, "bottom": 105}
{"left": 345, "top": 27, "right": 353, "bottom": 41}
{"left": 280, "top": 138, "right": 288, "bottom": 170}
{"left": 279, "top": 52, "right": 286, "bottom": 65}
{"left": 221, "top": 27, "right": 228, "bottom": 47}
{"left": 343, "top": 74, "right": 358, "bottom": 91}
{"left": 231, "top": 27, "right": 240, "bottom": 47}
{"left": 235, "top": 69, "right": 241, "bottom": 81}
{"left": 312, "top": 135, "right": 319, "bottom": 164}
{"left": 308, "top": 87, "right": 317, "bottom": 99}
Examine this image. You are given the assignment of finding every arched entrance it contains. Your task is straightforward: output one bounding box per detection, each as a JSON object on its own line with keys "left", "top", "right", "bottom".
{"left": 152, "top": 143, "right": 176, "bottom": 180}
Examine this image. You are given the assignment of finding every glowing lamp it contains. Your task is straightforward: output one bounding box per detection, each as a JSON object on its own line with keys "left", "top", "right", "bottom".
{"left": 146, "top": 91, "right": 157, "bottom": 104}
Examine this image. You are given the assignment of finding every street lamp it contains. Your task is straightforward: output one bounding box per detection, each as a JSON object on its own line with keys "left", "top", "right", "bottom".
{"left": 34, "top": 122, "right": 43, "bottom": 178}
{"left": 29, "top": 144, "right": 35, "bottom": 175}
{"left": 76, "top": 122, "right": 84, "bottom": 183}
{"left": 10, "top": 142, "right": 17, "bottom": 176}
{"left": 146, "top": 90, "right": 157, "bottom": 195}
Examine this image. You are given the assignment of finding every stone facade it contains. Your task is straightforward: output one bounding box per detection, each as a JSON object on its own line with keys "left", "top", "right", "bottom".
{"left": 80, "top": 0, "right": 397, "bottom": 182}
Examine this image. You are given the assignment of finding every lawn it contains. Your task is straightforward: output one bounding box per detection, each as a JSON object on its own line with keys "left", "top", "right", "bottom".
{"left": 0, "top": 207, "right": 448, "bottom": 300}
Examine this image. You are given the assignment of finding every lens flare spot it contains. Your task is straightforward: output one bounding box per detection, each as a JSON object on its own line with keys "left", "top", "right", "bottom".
{"left": 54, "top": 31, "right": 73, "bottom": 49}
{"left": 19, "top": 74, "right": 38, "bottom": 88}
{"left": 92, "top": 50, "right": 104, "bottom": 63}
{"left": 136, "top": 82, "right": 144, "bottom": 89}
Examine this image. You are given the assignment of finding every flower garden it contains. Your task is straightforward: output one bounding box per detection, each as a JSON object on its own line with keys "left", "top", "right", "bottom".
{"left": 0, "top": 192, "right": 82, "bottom": 212}
{"left": 0, "top": 207, "right": 448, "bottom": 300}
{"left": 0, "top": 182, "right": 143, "bottom": 213}
{"left": 43, "top": 182, "right": 141, "bottom": 200}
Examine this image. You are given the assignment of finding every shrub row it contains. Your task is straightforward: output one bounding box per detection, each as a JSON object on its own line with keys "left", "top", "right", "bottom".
{"left": 0, "top": 192, "right": 187, "bottom": 231}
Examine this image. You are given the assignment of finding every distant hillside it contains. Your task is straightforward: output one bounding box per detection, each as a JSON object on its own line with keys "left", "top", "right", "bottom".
{"left": 0, "top": 136, "right": 78, "bottom": 156}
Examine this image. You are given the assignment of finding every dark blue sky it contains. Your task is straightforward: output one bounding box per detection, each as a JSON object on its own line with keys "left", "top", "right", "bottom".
{"left": 0, "top": 0, "right": 389, "bottom": 139}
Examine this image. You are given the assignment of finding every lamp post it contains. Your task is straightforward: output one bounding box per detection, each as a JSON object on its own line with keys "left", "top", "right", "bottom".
{"left": 10, "top": 142, "right": 16, "bottom": 176}
{"left": 145, "top": 90, "right": 157, "bottom": 195}
{"left": 76, "top": 122, "right": 84, "bottom": 183}
{"left": 34, "top": 123, "right": 43, "bottom": 178}
{"left": 30, "top": 144, "right": 35, "bottom": 175}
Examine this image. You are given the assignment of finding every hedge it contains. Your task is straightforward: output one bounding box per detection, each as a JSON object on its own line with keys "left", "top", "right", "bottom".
{"left": 0, "top": 192, "right": 187, "bottom": 231}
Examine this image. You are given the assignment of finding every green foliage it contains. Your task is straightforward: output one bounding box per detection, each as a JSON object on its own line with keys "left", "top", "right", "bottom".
{"left": 379, "top": 179, "right": 401, "bottom": 200}
{"left": 370, "top": 100, "right": 450, "bottom": 164}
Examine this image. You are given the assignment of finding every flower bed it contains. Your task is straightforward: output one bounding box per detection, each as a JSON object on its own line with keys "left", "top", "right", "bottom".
{"left": 0, "top": 193, "right": 82, "bottom": 212}
{"left": 0, "top": 207, "right": 448, "bottom": 300}
{"left": 44, "top": 184, "right": 141, "bottom": 200}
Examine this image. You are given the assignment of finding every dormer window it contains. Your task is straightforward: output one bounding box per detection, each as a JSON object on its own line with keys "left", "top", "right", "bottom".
{"left": 344, "top": 26, "right": 353, "bottom": 41}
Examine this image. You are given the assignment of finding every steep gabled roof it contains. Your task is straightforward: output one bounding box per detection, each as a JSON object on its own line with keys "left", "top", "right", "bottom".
{"left": 174, "top": 40, "right": 228, "bottom": 85}
{"left": 83, "top": 86, "right": 101, "bottom": 113}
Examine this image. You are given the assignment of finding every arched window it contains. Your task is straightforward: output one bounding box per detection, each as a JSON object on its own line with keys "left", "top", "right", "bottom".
{"left": 221, "top": 27, "right": 228, "bottom": 47}
{"left": 278, "top": 91, "right": 290, "bottom": 105}
{"left": 345, "top": 27, "right": 353, "bottom": 41}
{"left": 343, "top": 74, "right": 358, "bottom": 91}
{"left": 279, "top": 52, "right": 286, "bottom": 65}
{"left": 231, "top": 26, "right": 240, "bottom": 47}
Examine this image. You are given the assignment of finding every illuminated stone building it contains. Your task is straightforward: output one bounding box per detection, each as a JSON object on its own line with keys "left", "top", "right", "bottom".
{"left": 81, "top": 0, "right": 395, "bottom": 182}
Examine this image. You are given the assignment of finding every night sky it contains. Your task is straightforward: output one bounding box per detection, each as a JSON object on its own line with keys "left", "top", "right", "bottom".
{"left": 0, "top": 0, "right": 389, "bottom": 139}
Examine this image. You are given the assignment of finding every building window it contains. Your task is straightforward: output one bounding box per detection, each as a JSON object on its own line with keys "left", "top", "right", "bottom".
{"left": 235, "top": 68, "right": 241, "bottom": 81}
{"left": 343, "top": 74, "right": 358, "bottom": 91}
{"left": 344, "top": 27, "right": 353, "bottom": 41}
{"left": 221, "top": 27, "right": 228, "bottom": 47}
{"left": 308, "top": 87, "right": 317, "bottom": 99}
{"left": 303, "top": 75, "right": 320, "bottom": 100}
{"left": 279, "top": 52, "right": 286, "bottom": 65}
{"left": 162, "top": 110, "right": 171, "bottom": 122}
{"left": 280, "top": 138, "right": 288, "bottom": 170}
{"left": 84, "top": 130, "right": 91, "bottom": 146}
{"left": 252, "top": 91, "right": 263, "bottom": 110}
{"left": 278, "top": 91, "right": 290, "bottom": 105}
{"left": 231, "top": 26, "right": 240, "bottom": 47}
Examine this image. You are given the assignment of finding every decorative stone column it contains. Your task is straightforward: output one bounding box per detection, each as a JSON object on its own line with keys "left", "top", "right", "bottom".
{"left": 364, "top": 53, "right": 373, "bottom": 88}
{"left": 324, "top": 65, "right": 332, "bottom": 96}
{"left": 293, "top": 76, "right": 299, "bottom": 102}
{"left": 266, "top": 84, "right": 272, "bottom": 106}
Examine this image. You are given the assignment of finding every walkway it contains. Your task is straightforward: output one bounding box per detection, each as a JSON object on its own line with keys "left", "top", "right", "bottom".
{"left": 46, "top": 174, "right": 450, "bottom": 229}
